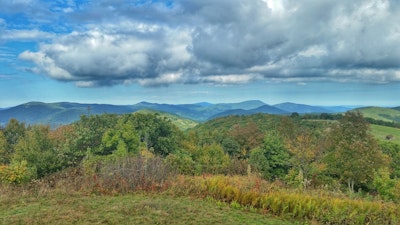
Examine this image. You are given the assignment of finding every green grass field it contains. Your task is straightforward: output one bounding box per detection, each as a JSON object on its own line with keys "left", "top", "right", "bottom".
{"left": 357, "top": 107, "right": 400, "bottom": 123}
{"left": 371, "top": 124, "right": 400, "bottom": 145}
{"left": 0, "top": 192, "right": 295, "bottom": 225}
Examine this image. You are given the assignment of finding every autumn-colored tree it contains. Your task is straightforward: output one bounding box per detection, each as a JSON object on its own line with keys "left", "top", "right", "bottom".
{"left": 286, "top": 131, "right": 325, "bottom": 188}
{"left": 228, "top": 122, "right": 264, "bottom": 158}
{"left": 277, "top": 116, "right": 299, "bottom": 141}
{"left": 325, "top": 111, "right": 388, "bottom": 192}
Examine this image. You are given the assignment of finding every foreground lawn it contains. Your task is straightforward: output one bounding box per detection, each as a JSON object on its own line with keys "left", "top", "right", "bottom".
{"left": 0, "top": 192, "right": 295, "bottom": 225}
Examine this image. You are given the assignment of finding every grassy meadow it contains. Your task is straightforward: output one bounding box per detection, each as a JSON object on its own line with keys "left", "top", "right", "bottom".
{"left": 371, "top": 124, "right": 400, "bottom": 145}
{"left": 357, "top": 107, "right": 400, "bottom": 123}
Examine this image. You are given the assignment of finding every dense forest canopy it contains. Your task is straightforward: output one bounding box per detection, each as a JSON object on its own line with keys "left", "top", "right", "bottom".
{"left": 1, "top": 111, "right": 400, "bottom": 201}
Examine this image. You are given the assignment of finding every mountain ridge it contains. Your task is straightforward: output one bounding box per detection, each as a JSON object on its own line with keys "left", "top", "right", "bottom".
{"left": 1, "top": 100, "right": 395, "bottom": 127}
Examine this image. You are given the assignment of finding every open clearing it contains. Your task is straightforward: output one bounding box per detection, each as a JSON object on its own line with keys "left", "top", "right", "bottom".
{"left": 371, "top": 124, "right": 400, "bottom": 145}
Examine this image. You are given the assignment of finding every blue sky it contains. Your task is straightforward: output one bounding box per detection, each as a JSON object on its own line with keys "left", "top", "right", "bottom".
{"left": 1, "top": 0, "right": 400, "bottom": 107}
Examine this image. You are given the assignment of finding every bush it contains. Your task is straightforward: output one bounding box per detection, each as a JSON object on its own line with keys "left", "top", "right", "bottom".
{"left": 165, "top": 152, "right": 196, "bottom": 175}
{"left": 83, "top": 156, "right": 173, "bottom": 194}
{"left": 0, "top": 161, "right": 36, "bottom": 184}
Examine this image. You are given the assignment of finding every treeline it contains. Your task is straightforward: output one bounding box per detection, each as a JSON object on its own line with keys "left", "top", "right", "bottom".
{"left": 1, "top": 111, "right": 400, "bottom": 202}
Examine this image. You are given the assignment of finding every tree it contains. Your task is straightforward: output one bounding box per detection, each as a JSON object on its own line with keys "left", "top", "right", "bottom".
{"left": 1, "top": 119, "right": 26, "bottom": 164}
{"left": 71, "top": 114, "right": 119, "bottom": 155}
{"left": 221, "top": 137, "right": 241, "bottom": 158}
{"left": 193, "top": 143, "right": 230, "bottom": 174}
{"left": 249, "top": 133, "right": 290, "bottom": 180}
{"left": 101, "top": 119, "right": 140, "bottom": 156}
{"left": 126, "top": 113, "right": 182, "bottom": 157}
{"left": 3, "top": 119, "right": 26, "bottom": 146}
{"left": 0, "top": 131, "right": 8, "bottom": 164}
{"left": 13, "top": 125, "right": 57, "bottom": 178}
{"left": 325, "top": 111, "right": 388, "bottom": 192}
{"left": 286, "top": 131, "right": 324, "bottom": 188}
{"left": 379, "top": 141, "right": 400, "bottom": 178}
{"left": 228, "top": 122, "right": 264, "bottom": 159}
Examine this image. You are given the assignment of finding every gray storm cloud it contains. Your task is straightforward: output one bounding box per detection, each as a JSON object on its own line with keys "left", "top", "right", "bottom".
{"left": 14, "top": 0, "right": 400, "bottom": 87}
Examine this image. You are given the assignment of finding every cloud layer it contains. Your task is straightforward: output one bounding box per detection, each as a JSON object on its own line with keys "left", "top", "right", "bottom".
{"left": 3, "top": 0, "right": 400, "bottom": 87}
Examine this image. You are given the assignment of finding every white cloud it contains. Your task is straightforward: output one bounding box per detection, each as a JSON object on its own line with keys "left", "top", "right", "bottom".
{"left": 201, "top": 74, "right": 263, "bottom": 84}
{"left": 298, "top": 45, "right": 328, "bottom": 58}
{"left": 13, "top": 0, "right": 400, "bottom": 87}
{"left": 1, "top": 29, "right": 54, "bottom": 41}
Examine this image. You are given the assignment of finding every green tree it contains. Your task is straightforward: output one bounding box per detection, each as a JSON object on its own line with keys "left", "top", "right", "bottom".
{"left": 13, "top": 125, "right": 57, "bottom": 178}
{"left": 49, "top": 125, "right": 81, "bottom": 168}
{"left": 193, "top": 143, "right": 230, "bottom": 174}
{"left": 165, "top": 151, "right": 196, "bottom": 175}
{"left": 221, "top": 137, "right": 241, "bottom": 158}
{"left": 325, "top": 111, "right": 388, "bottom": 192}
{"left": 249, "top": 133, "right": 290, "bottom": 180}
{"left": 0, "top": 131, "right": 8, "bottom": 164}
{"left": 101, "top": 119, "right": 140, "bottom": 156}
{"left": 71, "top": 114, "right": 119, "bottom": 156}
{"left": 2, "top": 119, "right": 26, "bottom": 164}
{"left": 373, "top": 168, "right": 399, "bottom": 201}
{"left": 379, "top": 141, "right": 400, "bottom": 178}
{"left": 3, "top": 119, "right": 26, "bottom": 146}
{"left": 126, "top": 113, "right": 182, "bottom": 157}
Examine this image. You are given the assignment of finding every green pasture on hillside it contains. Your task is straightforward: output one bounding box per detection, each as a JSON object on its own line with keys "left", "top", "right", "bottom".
{"left": 371, "top": 124, "right": 400, "bottom": 145}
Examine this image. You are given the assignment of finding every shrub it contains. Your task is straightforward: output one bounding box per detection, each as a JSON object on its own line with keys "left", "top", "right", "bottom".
{"left": 0, "top": 160, "right": 36, "bottom": 184}
{"left": 165, "top": 152, "right": 196, "bottom": 175}
{"left": 83, "top": 156, "right": 173, "bottom": 194}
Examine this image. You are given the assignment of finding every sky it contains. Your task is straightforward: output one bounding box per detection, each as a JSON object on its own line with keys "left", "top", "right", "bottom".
{"left": 1, "top": 0, "right": 400, "bottom": 107}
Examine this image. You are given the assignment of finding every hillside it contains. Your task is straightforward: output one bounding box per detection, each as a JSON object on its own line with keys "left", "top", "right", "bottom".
{"left": 209, "top": 104, "right": 288, "bottom": 120}
{"left": 355, "top": 107, "right": 400, "bottom": 123}
{"left": 0, "top": 102, "right": 135, "bottom": 127}
{"left": 134, "top": 109, "right": 198, "bottom": 130}
{"left": 371, "top": 124, "right": 400, "bottom": 145}
{"left": 274, "top": 102, "right": 332, "bottom": 113}
{"left": 133, "top": 100, "right": 267, "bottom": 121}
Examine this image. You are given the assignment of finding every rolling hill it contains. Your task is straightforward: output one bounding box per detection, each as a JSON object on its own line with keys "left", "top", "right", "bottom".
{"left": 0, "top": 102, "right": 135, "bottom": 127}
{"left": 274, "top": 102, "right": 332, "bottom": 113}
{"left": 134, "top": 109, "right": 198, "bottom": 130}
{"left": 209, "top": 104, "right": 288, "bottom": 120}
{"left": 133, "top": 100, "right": 267, "bottom": 121}
{"left": 354, "top": 107, "right": 400, "bottom": 123}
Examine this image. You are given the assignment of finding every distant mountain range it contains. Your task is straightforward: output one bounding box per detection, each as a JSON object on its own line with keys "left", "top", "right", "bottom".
{"left": 0, "top": 100, "right": 398, "bottom": 127}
